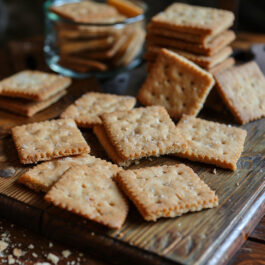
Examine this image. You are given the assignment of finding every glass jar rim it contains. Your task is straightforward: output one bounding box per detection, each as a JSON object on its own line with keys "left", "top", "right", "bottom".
{"left": 45, "top": 0, "right": 147, "bottom": 27}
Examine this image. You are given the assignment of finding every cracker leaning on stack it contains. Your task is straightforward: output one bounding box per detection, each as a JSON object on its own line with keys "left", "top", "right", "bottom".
{"left": 50, "top": 0, "right": 145, "bottom": 72}
{"left": 0, "top": 70, "right": 71, "bottom": 117}
{"left": 144, "top": 3, "right": 236, "bottom": 75}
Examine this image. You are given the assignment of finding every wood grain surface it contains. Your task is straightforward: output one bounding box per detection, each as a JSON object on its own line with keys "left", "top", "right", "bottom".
{"left": 0, "top": 36, "right": 264, "bottom": 265}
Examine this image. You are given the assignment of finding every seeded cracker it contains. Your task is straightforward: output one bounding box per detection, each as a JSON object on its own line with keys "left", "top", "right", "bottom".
{"left": 18, "top": 154, "right": 120, "bottom": 192}
{"left": 0, "top": 90, "right": 66, "bottom": 117}
{"left": 0, "top": 70, "right": 71, "bottom": 101}
{"left": 174, "top": 115, "right": 247, "bottom": 170}
{"left": 151, "top": 3, "right": 234, "bottom": 36}
{"left": 115, "top": 164, "right": 218, "bottom": 221}
{"left": 100, "top": 106, "right": 186, "bottom": 161}
{"left": 138, "top": 49, "right": 215, "bottom": 119}
{"left": 12, "top": 119, "right": 90, "bottom": 164}
{"left": 61, "top": 92, "right": 136, "bottom": 128}
{"left": 215, "top": 61, "right": 265, "bottom": 124}
{"left": 45, "top": 165, "right": 128, "bottom": 229}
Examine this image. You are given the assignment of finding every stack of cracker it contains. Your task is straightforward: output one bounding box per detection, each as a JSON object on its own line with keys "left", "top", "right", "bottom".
{"left": 0, "top": 70, "right": 71, "bottom": 117}
{"left": 144, "top": 3, "right": 236, "bottom": 75}
{"left": 50, "top": 0, "right": 145, "bottom": 73}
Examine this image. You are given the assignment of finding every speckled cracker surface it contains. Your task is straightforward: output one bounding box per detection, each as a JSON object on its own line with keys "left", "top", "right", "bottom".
{"left": 115, "top": 164, "right": 218, "bottom": 221}
{"left": 147, "top": 30, "right": 235, "bottom": 56}
{"left": 50, "top": 1, "right": 119, "bottom": 23}
{"left": 0, "top": 70, "right": 71, "bottom": 101}
{"left": 151, "top": 3, "right": 234, "bottom": 35}
{"left": 215, "top": 61, "right": 265, "bottom": 124}
{"left": 0, "top": 90, "right": 66, "bottom": 117}
{"left": 101, "top": 106, "right": 186, "bottom": 160}
{"left": 138, "top": 49, "right": 215, "bottom": 119}
{"left": 61, "top": 92, "right": 136, "bottom": 128}
{"left": 12, "top": 119, "right": 90, "bottom": 164}
{"left": 174, "top": 115, "right": 247, "bottom": 170}
{"left": 18, "top": 154, "right": 120, "bottom": 192}
{"left": 45, "top": 165, "right": 128, "bottom": 229}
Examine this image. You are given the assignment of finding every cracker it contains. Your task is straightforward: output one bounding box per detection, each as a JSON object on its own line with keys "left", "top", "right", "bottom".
{"left": 59, "top": 37, "right": 115, "bottom": 54}
{"left": 145, "top": 46, "right": 233, "bottom": 69}
{"left": 0, "top": 90, "right": 66, "bottom": 117}
{"left": 208, "top": 57, "right": 235, "bottom": 75}
{"left": 151, "top": 3, "right": 234, "bottom": 36}
{"left": 0, "top": 70, "right": 71, "bottom": 101}
{"left": 147, "top": 23, "right": 218, "bottom": 45}
{"left": 11, "top": 119, "right": 90, "bottom": 164}
{"left": 174, "top": 115, "right": 247, "bottom": 170}
{"left": 101, "top": 106, "right": 186, "bottom": 160}
{"left": 45, "top": 165, "right": 128, "bottom": 229}
{"left": 18, "top": 154, "right": 120, "bottom": 192}
{"left": 138, "top": 49, "right": 215, "bottom": 119}
{"left": 50, "top": 1, "right": 119, "bottom": 23}
{"left": 93, "top": 125, "right": 132, "bottom": 167}
{"left": 59, "top": 56, "right": 108, "bottom": 72}
{"left": 115, "top": 164, "right": 218, "bottom": 221}
{"left": 215, "top": 61, "right": 265, "bottom": 124}
{"left": 107, "top": 0, "right": 143, "bottom": 17}
{"left": 61, "top": 92, "right": 136, "bottom": 128}
{"left": 147, "top": 30, "right": 236, "bottom": 56}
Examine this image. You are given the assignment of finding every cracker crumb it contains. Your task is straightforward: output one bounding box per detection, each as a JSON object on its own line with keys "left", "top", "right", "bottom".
{"left": 0, "top": 240, "right": 8, "bottom": 252}
{"left": 32, "top": 252, "right": 38, "bottom": 258}
{"left": 47, "top": 253, "right": 59, "bottom": 264}
{"left": 8, "top": 255, "right": 15, "bottom": 264}
{"left": 28, "top": 244, "right": 34, "bottom": 249}
{"left": 62, "top": 250, "right": 71, "bottom": 258}
{"left": 13, "top": 248, "right": 23, "bottom": 257}
{"left": 213, "top": 168, "right": 217, "bottom": 174}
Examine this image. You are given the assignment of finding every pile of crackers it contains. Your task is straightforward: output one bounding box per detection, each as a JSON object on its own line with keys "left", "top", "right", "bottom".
{"left": 145, "top": 3, "right": 236, "bottom": 75}
{"left": 0, "top": 70, "right": 71, "bottom": 117}
{"left": 50, "top": 0, "right": 145, "bottom": 73}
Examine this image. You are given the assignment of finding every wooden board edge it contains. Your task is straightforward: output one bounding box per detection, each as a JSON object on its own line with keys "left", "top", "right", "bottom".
{"left": 199, "top": 187, "right": 265, "bottom": 265}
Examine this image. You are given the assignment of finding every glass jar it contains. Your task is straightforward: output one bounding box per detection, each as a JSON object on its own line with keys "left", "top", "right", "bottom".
{"left": 44, "top": 0, "right": 147, "bottom": 78}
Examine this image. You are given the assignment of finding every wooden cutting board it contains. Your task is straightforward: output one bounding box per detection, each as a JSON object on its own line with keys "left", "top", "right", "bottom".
{"left": 0, "top": 37, "right": 264, "bottom": 265}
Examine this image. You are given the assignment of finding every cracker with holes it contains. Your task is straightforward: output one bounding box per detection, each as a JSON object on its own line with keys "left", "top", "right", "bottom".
{"left": 174, "top": 115, "right": 247, "bottom": 170}
{"left": 0, "top": 70, "right": 71, "bottom": 101}
{"left": 97, "top": 106, "right": 186, "bottom": 166}
{"left": 138, "top": 49, "right": 215, "bottom": 119}
{"left": 215, "top": 61, "right": 265, "bottom": 124}
{"left": 45, "top": 165, "right": 128, "bottom": 229}
{"left": 0, "top": 90, "right": 66, "bottom": 117}
{"left": 151, "top": 3, "right": 234, "bottom": 36}
{"left": 61, "top": 92, "right": 136, "bottom": 128}
{"left": 12, "top": 119, "right": 90, "bottom": 164}
{"left": 115, "top": 164, "right": 218, "bottom": 221}
{"left": 18, "top": 154, "right": 120, "bottom": 192}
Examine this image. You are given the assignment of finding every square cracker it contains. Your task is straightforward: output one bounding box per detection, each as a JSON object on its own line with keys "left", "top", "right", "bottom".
{"left": 49, "top": 1, "right": 119, "bottom": 23}
{"left": 0, "top": 70, "right": 71, "bottom": 101}
{"left": 0, "top": 90, "right": 66, "bottom": 117}
{"left": 18, "top": 154, "right": 120, "bottom": 193}
{"left": 151, "top": 3, "right": 234, "bottom": 36}
{"left": 61, "top": 92, "right": 136, "bottom": 128}
{"left": 115, "top": 164, "right": 218, "bottom": 221}
{"left": 146, "top": 30, "right": 236, "bottom": 56}
{"left": 100, "top": 106, "right": 186, "bottom": 161}
{"left": 45, "top": 165, "right": 129, "bottom": 229}
{"left": 11, "top": 119, "right": 90, "bottom": 164}
{"left": 215, "top": 61, "right": 265, "bottom": 124}
{"left": 138, "top": 49, "right": 215, "bottom": 119}
{"left": 208, "top": 57, "right": 235, "bottom": 75}
{"left": 174, "top": 115, "right": 247, "bottom": 170}
{"left": 145, "top": 46, "right": 233, "bottom": 69}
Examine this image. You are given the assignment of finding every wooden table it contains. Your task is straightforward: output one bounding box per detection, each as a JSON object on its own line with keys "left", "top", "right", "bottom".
{"left": 0, "top": 34, "right": 264, "bottom": 265}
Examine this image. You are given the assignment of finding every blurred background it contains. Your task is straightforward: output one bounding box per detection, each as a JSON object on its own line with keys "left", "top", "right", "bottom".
{"left": 0, "top": 0, "right": 264, "bottom": 46}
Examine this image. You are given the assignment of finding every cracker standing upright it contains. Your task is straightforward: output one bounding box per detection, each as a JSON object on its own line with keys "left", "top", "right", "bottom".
{"left": 12, "top": 119, "right": 90, "bottom": 164}
{"left": 138, "top": 49, "right": 215, "bottom": 119}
